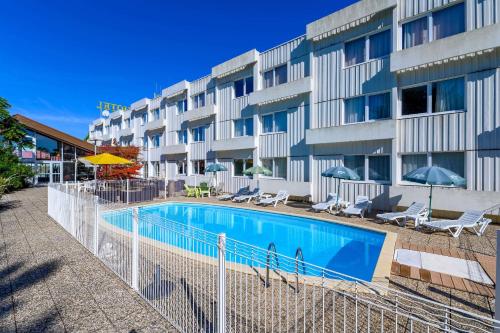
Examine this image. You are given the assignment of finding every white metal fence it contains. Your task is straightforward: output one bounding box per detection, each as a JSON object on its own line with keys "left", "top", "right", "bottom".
{"left": 47, "top": 182, "right": 500, "bottom": 333}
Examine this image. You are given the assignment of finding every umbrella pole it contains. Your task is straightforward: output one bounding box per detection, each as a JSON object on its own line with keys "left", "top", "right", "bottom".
{"left": 428, "top": 184, "right": 433, "bottom": 221}
{"left": 336, "top": 179, "right": 341, "bottom": 212}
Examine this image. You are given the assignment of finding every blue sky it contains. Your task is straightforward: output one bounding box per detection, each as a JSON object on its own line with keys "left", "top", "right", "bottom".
{"left": 0, "top": 0, "right": 357, "bottom": 139}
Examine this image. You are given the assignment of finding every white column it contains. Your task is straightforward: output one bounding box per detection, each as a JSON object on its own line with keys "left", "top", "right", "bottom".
{"left": 217, "top": 233, "right": 226, "bottom": 333}
{"left": 132, "top": 207, "right": 139, "bottom": 291}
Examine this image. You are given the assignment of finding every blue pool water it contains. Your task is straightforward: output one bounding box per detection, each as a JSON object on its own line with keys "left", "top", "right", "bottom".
{"left": 104, "top": 203, "right": 385, "bottom": 281}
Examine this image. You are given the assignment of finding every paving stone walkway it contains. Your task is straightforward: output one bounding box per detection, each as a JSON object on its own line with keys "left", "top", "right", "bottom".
{"left": 0, "top": 187, "right": 178, "bottom": 332}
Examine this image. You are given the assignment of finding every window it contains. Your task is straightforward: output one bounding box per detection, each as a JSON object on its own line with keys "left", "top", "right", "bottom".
{"left": 234, "top": 117, "right": 253, "bottom": 137}
{"left": 193, "top": 93, "right": 206, "bottom": 109}
{"left": 344, "top": 155, "right": 365, "bottom": 181}
{"left": 143, "top": 136, "right": 148, "bottom": 148}
{"left": 152, "top": 161, "right": 160, "bottom": 177}
{"left": 369, "top": 30, "right": 391, "bottom": 59}
{"left": 124, "top": 119, "right": 130, "bottom": 129}
{"left": 234, "top": 159, "right": 253, "bottom": 176}
{"left": 261, "top": 158, "right": 287, "bottom": 178}
{"left": 192, "top": 160, "right": 205, "bottom": 175}
{"left": 344, "top": 97, "right": 365, "bottom": 124}
{"left": 177, "top": 130, "right": 188, "bottom": 144}
{"left": 263, "top": 64, "right": 287, "bottom": 88}
{"left": 403, "top": 3, "right": 465, "bottom": 49}
{"left": 433, "top": 3, "right": 465, "bottom": 40}
{"left": 345, "top": 37, "right": 366, "bottom": 66}
{"left": 261, "top": 111, "right": 287, "bottom": 133}
{"left": 151, "top": 108, "right": 160, "bottom": 121}
{"left": 432, "top": 77, "right": 465, "bottom": 113}
{"left": 403, "top": 16, "right": 428, "bottom": 49}
{"left": 402, "top": 85, "right": 427, "bottom": 116}
{"left": 151, "top": 134, "right": 161, "bottom": 148}
{"left": 401, "top": 154, "right": 427, "bottom": 178}
{"left": 368, "top": 156, "right": 390, "bottom": 181}
{"left": 432, "top": 152, "right": 464, "bottom": 177}
{"left": 192, "top": 126, "right": 206, "bottom": 142}
{"left": 177, "top": 160, "right": 187, "bottom": 175}
{"left": 140, "top": 113, "right": 148, "bottom": 125}
{"left": 177, "top": 99, "right": 187, "bottom": 114}
{"left": 368, "top": 92, "right": 391, "bottom": 120}
{"left": 234, "top": 77, "right": 254, "bottom": 98}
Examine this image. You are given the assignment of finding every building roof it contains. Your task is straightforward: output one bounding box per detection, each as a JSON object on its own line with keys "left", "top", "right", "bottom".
{"left": 13, "top": 114, "right": 94, "bottom": 152}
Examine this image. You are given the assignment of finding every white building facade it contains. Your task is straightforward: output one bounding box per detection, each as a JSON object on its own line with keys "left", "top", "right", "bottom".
{"left": 89, "top": 0, "right": 500, "bottom": 212}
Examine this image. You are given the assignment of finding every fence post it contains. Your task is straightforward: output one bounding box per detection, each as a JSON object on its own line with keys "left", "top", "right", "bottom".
{"left": 93, "top": 196, "right": 99, "bottom": 256}
{"left": 132, "top": 207, "right": 139, "bottom": 291}
{"left": 496, "top": 230, "right": 500, "bottom": 333}
{"left": 217, "top": 233, "right": 226, "bottom": 333}
{"left": 126, "top": 179, "right": 130, "bottom": 205}
{"left": 164, "top": 177, "right": 167, "bottom": 200}
{"left": 70, "top": 186, "right": 75, "bottom": 236}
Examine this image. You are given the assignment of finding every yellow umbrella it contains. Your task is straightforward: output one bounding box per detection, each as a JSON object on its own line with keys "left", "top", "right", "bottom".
{"left": 82, "top": 153, "right": 132, "bottom": 165}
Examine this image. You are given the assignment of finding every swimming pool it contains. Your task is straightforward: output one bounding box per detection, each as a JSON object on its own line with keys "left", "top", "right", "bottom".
{"left": 103, "top": 202, "right": 386, "bottom": 281}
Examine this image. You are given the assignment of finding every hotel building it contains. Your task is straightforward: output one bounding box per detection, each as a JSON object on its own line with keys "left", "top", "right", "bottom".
{"left": 88, "top": 0, "right": 500, "bottom": 212}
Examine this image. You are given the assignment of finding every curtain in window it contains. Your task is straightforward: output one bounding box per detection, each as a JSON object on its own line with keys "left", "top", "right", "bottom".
{"left": 275, "top": 65, "right": 288, "bottom": 85}
{"left": 369, "top": 30, "right": 391, "bottom": 59}
{"left": 403, "top": 16, "right": 428, "bottom": 48}
{"left": 432, "top": 152, "right": 465, "bottom": 177}
{"left": 275, "top": 158, "right": 287, "bottom": 178}
{"left": 262, "top": 115, "right": 273, "bottom": 133}
{"left": 234, "top": 120, "right": 244, "bottom": 137}
{"left": 433, "top": 3, "right": 465, "bottom": 40}
{"left": 369, "top": 156, "right": 390, "bottom": 181}
{"left": 432, "top": 77, "right": 465, "bottom": 113}
{"left": 245, "top": 118, "right": 253, "bottom": 136}
{"left": 344, "top": 155, "right": 365, "bottom": 180}
{"left": 369, "top": 93, "right": 391, "bottom": 120}
{"left": 401, "top": 154, "right": 427, "bottom": 178}
{"left": 264, "top": 71, "right": 274, "bottom": 88}
{"left": 345, "top": 38, "right": 365, "bottom": 66}
{"left": 275, "top": 111, "right": 287, "bottom": 132}
{"left": 344, "top": 97, "right": 365, "bottom": 123}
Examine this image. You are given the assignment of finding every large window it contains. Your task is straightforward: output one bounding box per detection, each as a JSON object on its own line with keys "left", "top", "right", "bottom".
{"left": 192, "top": 160, "right": 205, "bottom": 175}
{"left": 151, "top": 108, "right": 160, "bottom": 121}
{"left": 234, "top": 159, "right": 253, "bottom": 176}
{"left": 344, "top": 92, "right": 391, "bottom": 124}
{"left": 177, "top": 160, "right": 187, "bottom": 175}
{"left": 402, "top": 77, "right": 465, "bottom": 116}
{"left": 177, "top": 99, "right": 187, "bottom": 114}
{"left": 35, "top": 133, "right": 61, "bottom": 161}
{"left": 234, "top": 77, "right": 254, "bottom": 98}
{"left": 401, "top": 154, "right": 427, "bottom": 178}
{"left": 345, "top": 37, "right": 366, "bottom": 66}
{"left": 345, "top": 29, "right": 391, "bottom": 66}
{"left": 151, "top": 134, "right": 161, "bottom": 148}
{"left": 344, "top": 155, "right": 365, "bottom": 181}
{"left": 369, "top": 30, "right": 391, "bottom": 59}
{"left": 192, "top": 126, "right": 206, "bottom": 142}
{"left": 401, "top": 152, "right": 465, "bottom": 180}
{"left": 403, "top": 2, "right": 465, "bottom": 49}
{"left": 177, "top": 130, "right": 188, "bottom": 144}
{"left": 193, "top": 93, "right": 206, "bottom": 109}
{"left": 261, "top": 111, "right": 287, "bottom": 133}
{"left": 234, "top": 118, "right": 253, "bottom": 137}
{"left": 263, "top": 64, "right": 287, "bottom": 89}
{"left": 261, "top": 158, "right": 287, "bottom": 179}
{"left": 344, "top": 155, "right": 391, "bottom": 182}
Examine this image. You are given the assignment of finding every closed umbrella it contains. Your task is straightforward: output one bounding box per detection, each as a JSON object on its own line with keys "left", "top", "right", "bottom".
{"left": 321, "top": 166, "right": 361, "bottom": 210}
{"left": 243, "top": 165, "right": 272, "bottom": 188}
{"left": 403, "top": 166, "right": 466, "bottom": 220}
{"left": 205, "top": 163, "right": 227, "bottom": 187}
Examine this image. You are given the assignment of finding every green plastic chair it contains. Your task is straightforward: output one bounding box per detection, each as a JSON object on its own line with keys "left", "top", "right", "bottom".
{"left": 199, "top": 182, "right": 211, "bottom": 197}
{"left": 184, "top": 184, "right": 199, "bottom": 198}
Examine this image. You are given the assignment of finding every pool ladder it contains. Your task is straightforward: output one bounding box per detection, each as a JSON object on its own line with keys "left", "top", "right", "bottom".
{"left": 265, "top": 243, "right": 306, "bottom": 293}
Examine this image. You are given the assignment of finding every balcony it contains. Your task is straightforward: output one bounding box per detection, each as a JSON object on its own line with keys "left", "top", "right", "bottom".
{"left": 109, "top": 111, "right": 122, "bottom": 120}
{"left": 306, "top": 119, "right": 396, "bottom": 145}
{"left": 391, "top": 23, "right": 500, "bottom": 73}
{"left": 249, "top": 77, "right": 312, "bottom": 106}
{"left": 212, "top": 136, "right": 256, "bottom": 152}
{"left": 212, "top": 49, "right": 259, "bottom": 78}
{"left": 119, "top": 127, "right": 133, "bottom": 138}
{"left": 162, "top": 144, "right": 188, "bottom": 155}
{"left": 162, "top": 80, "right": 189, "bottom": 99}
{"left": 131, "top": 98, "right": 150, "bottom": 111}
{"left": 183, "top": 104, "right": 216, "bottom": 122}
{"left": 144, "top": 119, "right": 165, "bottom": 132}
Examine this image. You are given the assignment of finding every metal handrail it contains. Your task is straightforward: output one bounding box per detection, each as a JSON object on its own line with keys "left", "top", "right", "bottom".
{"left": 294, "top": 247, "right": 306, "bottom": 293}
{"left": 265, "top": 242, "right": 280, "bottom": 287}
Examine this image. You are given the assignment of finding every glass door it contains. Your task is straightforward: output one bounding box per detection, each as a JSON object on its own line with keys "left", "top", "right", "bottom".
{"left": 51, "top": 162, "right": 61, "bottom": 183}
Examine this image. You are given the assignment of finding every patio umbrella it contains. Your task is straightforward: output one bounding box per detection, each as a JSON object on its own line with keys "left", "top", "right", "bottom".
{"left": 403, "top": 166, "right": 466, "bottom": 221}
{"left": 321, "top": 166, "right": 361, "bottom": 210}
{"left": 243, "top": 165, "right": 272, "bottom": 188}
{"left": 205, "top": 163, "right": 228, "bottom": 187}
{"left": 82, "top": 153, "right": 132, "bottom": 180}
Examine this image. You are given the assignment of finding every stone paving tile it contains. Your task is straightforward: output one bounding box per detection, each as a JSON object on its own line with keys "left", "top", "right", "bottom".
{"left": 0, "top": 187, "right": 178, "bottom": 333}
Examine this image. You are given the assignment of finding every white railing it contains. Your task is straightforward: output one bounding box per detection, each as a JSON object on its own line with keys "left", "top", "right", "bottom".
{"left": 47, "top": 183, "right": 500, "bottom": 333}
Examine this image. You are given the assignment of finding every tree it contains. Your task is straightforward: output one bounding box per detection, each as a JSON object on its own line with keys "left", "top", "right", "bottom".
{"left": 0, "top": 97, "right": 34, "bottom": 190}
{"left": 94, "top": 145, "right": 142, "bottom": 180}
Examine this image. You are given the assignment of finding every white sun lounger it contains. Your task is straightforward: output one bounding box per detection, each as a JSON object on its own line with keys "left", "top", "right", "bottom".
{"left": 341, "top": 196, "right": 372, "bottom": 218}
{"left": 417, "top": 210, "right": 491, "bottom": 238}
{"left": 233, "top": 188, "right": 262, "bottom": 203}
{"left": 311, "top": 193, "right": 347, "bottom": 213}
{"left": 218, "top": 187, "right": 249, "bottom": 201}
{"left": 376, "top": 202, "right": 427, "bottom": 227}
{"left": 256, "top": 190, "right": 289, "bottom": 207}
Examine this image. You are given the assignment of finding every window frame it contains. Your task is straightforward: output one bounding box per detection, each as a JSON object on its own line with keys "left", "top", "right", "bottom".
{"left": 151, "top": 108, "right": 160, "bottom": 121}
{"left": 400, "top": 1, "right": 466, "bottom": 50}
{"left": 399, "top": 76, "right": 466, "bottom": 118}
{"left": 192, "top": 159, "right": 206, "bottom": 175}
{"left": 233, "top": 117, "right": 254, "bottom": 138}
{"left": 343, "top": 27, "right": 392, "bottom": 68}
{"left": 260, "top": 157, "right": 287, "bottom": 179}
{"left": 192, "top": 126, "right": 207, "bottom": 143}
{"left": 177, "top": 160, "right": 187, "bottom": 176}
{"left": 192, "top": 92, "right": 206, "bottom": 109}
{"left": 234, "top": 76, "right": 254, "bottom": 98}
{"left": 343, "top": 91, "right": 392, "bottom": 125}
{"left": 262, "top": 64, "right": 288, "bottom": 89}
{"left": 176, "top": 98, "right": 188, "bottom": 114}
{"left": 233, "top": 158, "right": 254, "bottom": 177}
{"left": 177, "top": 129, "right": 188, "bottom": 144}
{"left": 260, "top": 110, "right": 287, "bottom": 134}
{"left": 343, "top": 154, "right": 392, "bottom": 184}
{"left": 400, "top": 152, "right": 465, "bottom": 184}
